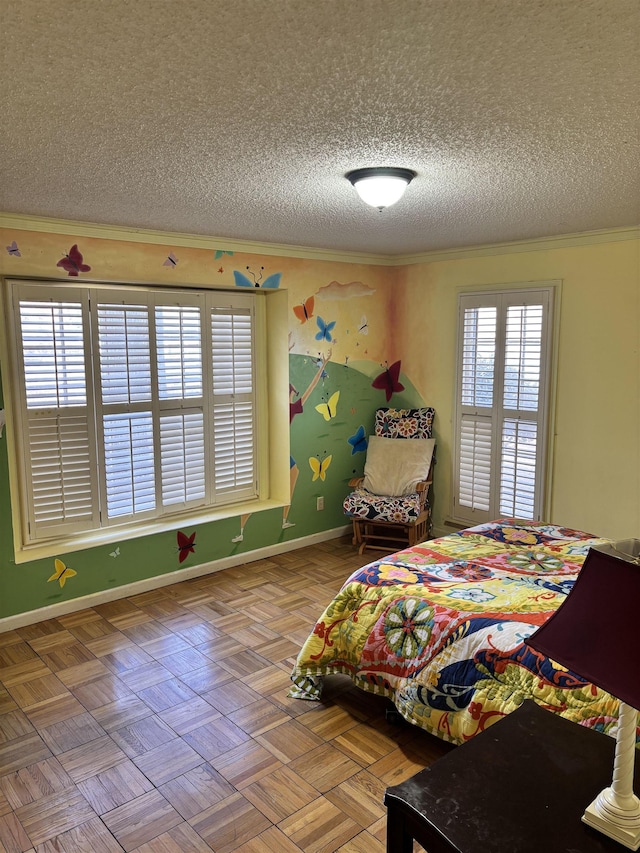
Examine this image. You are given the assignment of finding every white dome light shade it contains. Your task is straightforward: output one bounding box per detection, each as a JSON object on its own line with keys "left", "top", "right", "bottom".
{"left": 346, "top": 167, "right": 416, "bottom": 210}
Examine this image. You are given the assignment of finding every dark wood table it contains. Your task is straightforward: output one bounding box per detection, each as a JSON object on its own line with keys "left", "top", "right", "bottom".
{"left": 384, "top": 700, "right": 639, "bottom": 853}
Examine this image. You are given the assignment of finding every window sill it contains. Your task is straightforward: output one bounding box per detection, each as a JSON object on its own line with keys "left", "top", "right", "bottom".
{"left": 13, "top": 497, "right": 286, "bottom": 564}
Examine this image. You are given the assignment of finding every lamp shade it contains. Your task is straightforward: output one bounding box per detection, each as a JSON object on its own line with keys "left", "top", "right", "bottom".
{"left": 525, "top": 541, "right": 640, "bottom": 710}
{"left": 346, "top": 167, "right": 416, "bottom": 209}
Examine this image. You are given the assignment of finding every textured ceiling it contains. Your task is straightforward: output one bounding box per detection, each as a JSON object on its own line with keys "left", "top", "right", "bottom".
{"left": 1, "top": 0, "right": 638, "bottom": 255}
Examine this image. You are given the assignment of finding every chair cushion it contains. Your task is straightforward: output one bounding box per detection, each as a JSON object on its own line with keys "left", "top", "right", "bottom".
{"left": 375, "top": 406, "right": 435, "bottom": 439}
{"left": 343, "top": 489, "right": 423, "bottom": 523}
{"left": 362, "top": 435, "right": 435, "bottom": 496}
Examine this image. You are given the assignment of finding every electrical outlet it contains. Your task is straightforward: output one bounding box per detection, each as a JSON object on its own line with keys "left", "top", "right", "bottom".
{"left": 316, "top": 496, "right": 324, "bottom": 511}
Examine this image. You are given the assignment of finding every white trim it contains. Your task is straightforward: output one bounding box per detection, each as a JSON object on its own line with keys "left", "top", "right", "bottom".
{"left": 1, "top": 213, "right": 637, "bottom": 266}
{"left": 0, "top": 525, "right": 352, "bottom": 632}
{"left": 0, "top": 213, "right": 394, "bottom": 266}
{"left": 5, "top": 279, "right": 271, "bottom": 560}
{"left": 452, "top": 286, "right": 555, "bottom": 525}
{"left": 395, "top": 227, "right": 640, "bottom": 265}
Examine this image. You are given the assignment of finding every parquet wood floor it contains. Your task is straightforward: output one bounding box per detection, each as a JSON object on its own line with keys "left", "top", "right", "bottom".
{"left": 0, "top": 537, "right": 452, "bottom": 852}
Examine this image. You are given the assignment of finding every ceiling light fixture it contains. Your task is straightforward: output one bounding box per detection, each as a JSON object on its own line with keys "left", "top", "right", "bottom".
{"left": 346, "top": 167, "right": 417, "bottom": 210}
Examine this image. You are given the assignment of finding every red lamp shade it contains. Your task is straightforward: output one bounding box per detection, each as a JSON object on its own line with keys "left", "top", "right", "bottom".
{"left": 525, "top": 542, "right": 640, "bottom": 711}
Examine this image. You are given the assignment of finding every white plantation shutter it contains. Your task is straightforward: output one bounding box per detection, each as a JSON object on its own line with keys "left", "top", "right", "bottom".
{"left": 461, "top": 306, "right": 496, "bottom": 408}
{"left": 499, "top": 302, "right": 545, "bottom": 517}
{"left": 500, "top": 418, "right": 538, "bottom": 516}
{"left": 8, "top": 281, "right": 262, "bottom": 546}
{"left": 156, "top": 305, "right": 202, "bottom": 399}
{"left": 159, "top": 412, "right": 206, "bottom": 506}
{"left": 212, "top": 401, "right": 254, "bottom": 493}
{"left": 19, "top": 300, "right": 87, "bottom": 408}
{"left": 103, "top": 411, "right": 156, "bottom": 518}
{"left": 454, "top": 289, "right": 553, "bottom": 525}
{"left": 503, "top": 304, "right": 543, "bottom": 411}
{"left": 459, "top": 415, "right": 492, "bottom": 512}
{"left": 155, "top": 300, "right": 207, "bottom": 512}
{"left": 97, "top": 303, "right": 152, "bottom": 404}
{"left": 210, "top": 301, "right": 256, "bottom": 499}
{"left": 13, "top": 287, "right": 99, "bottom": 539}
{"left": 26, "top": 412, "right": 96, "bottom": 534}
{"left": 94, "top": 296, "right": 156, "bottom": 522}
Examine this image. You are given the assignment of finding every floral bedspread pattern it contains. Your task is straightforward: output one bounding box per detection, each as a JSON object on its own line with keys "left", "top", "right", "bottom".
{"left": 290, "top": 519, "right": 626, "bottom": 745}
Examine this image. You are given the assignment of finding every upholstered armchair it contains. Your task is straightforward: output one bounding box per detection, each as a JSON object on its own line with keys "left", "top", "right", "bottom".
{"left": 343, "top": 407, "right": 435, "bottom": 555}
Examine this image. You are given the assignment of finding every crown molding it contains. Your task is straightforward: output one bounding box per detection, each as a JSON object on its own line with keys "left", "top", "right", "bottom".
{"left": 1, "top": 213, "right": 637, "bottom": 267}
{"left": 0, "top": 213, "right": 396, "bottom": 266}
{"left": 395, "top": 226, "right": 640, "bottom": 265}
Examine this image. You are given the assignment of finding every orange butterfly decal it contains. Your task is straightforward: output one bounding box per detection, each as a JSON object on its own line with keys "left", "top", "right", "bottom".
{"left": 293, "top": 296, "right": 315, "bottom": 324}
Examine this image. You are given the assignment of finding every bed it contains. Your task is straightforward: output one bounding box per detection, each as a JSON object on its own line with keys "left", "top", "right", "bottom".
{"left": 290, "top": 518, "right": 625, "bottom": 744}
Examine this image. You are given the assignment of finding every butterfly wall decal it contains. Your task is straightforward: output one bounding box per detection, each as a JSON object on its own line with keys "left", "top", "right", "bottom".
{"left": 315, "top": 390, "right": 340, "bottom": 421}
{"left": 109, "top": 547, "right": 120, "bottom": 558}
{"left": 48, "top": 559, "right": 77, "bottom": 588}
{"left": 359, "top": 315, "right": 369, "bottom": 335}
{"left": 6, "top": 240, "right": 21, "bottom": 257}
{"left": 177, "top": 530, "right": 196, "bottom": 563}
{"left": 347, "top": 425, "right": 368, "bottom": 455}
{"left": 372, "top": 360, "right": 405, "bottom": 402}
{"left": 233, "top": 267, "right": 281, "bottom": 289}
{"left": 315, "top": 316, "right": 336, "bottom": 342}
{"left": 214, "top": 250, "right": 234, "bottom": 259}
{"left": 309, "top": 454, "right": 332, "bottom": 482}
{"left": 163, "top": 252, "right": 178, "bottom": 267}
{"left": 57, "top": 244, "right": 91, "bottom": 277}
{"left": 293, "top": 296, "right": 314, "bottom": 324}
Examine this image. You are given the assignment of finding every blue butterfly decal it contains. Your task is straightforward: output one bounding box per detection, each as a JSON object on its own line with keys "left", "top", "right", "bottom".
{"left": 233, "top": 269, "right": 281, "bottom": 289}
{"left": 315, "top": 316, "right": 336, "bottom": 342}
{"left": 347, "top": 425, "right": 368, "bottom": 455}
{"left": 261, "top": 273, "right": 281, "bottom": 289}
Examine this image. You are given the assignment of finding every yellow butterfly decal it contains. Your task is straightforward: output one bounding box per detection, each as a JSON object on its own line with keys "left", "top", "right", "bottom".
{"left": 315, "top": 390, "right": 340, "bottom": 421}
{"left": 309, "top": 454, "right": 332, "bottom": 482}
{"left": 48, "top": 559, "right": 77, "bottom": 588}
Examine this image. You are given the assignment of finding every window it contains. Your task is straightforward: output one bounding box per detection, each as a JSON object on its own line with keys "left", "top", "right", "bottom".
{"left": 8, "top": 280, "right": 264, "bottom": 548}
{"left": 453, "top": 287, "right": 554, "bottom": 525}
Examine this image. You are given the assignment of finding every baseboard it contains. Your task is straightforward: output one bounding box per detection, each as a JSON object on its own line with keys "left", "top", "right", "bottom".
{"left": 0, "top": 525, "right": 352, "bottom": 633}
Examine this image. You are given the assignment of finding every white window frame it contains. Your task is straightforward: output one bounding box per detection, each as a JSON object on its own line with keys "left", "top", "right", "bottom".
{"left": 452, "top": 285, "right": 556, "bottom": 526}
{"left": 3, "top": 278, "right": 288, "bottom": 562}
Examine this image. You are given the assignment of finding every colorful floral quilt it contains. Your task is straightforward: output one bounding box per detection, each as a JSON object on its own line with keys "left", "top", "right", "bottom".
{"left": 290, "top": 519, "right": 629, "bottom": 745}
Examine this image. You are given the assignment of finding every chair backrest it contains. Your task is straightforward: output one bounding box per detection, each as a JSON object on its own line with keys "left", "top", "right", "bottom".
{"left": 374, "top": 407, "right": 435, "bottom": 440}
